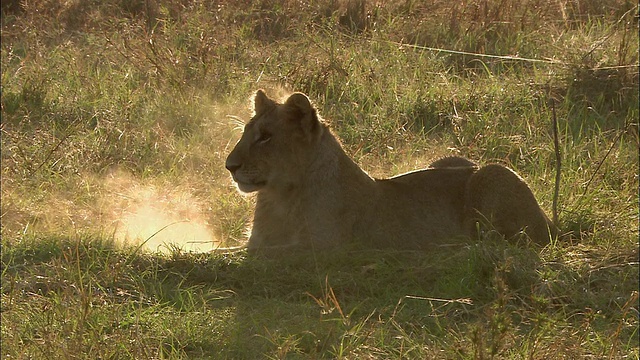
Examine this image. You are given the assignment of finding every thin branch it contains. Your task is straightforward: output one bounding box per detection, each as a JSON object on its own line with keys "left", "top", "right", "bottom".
{"left": 580, "top": 125, "right": 629, "bottom": 201}
{"left": 29, "top": 128, "right": 74, "bottom": 177}
{"left": 378, "top": 40, "right": 638, "bottom": 71}
{"left": 552, "top": 101, "right": 561, "bottom": 227}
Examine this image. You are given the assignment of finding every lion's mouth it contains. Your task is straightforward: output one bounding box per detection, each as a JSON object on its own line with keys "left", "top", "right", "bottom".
{"left": 234, "top": 179, "right": 266, "bottom": 193}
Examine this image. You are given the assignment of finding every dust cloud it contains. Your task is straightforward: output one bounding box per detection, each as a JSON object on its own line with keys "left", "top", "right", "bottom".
{"left": 1, "top": 93, "right": 257, "bottom": 253}
{"left": 99, "top": 95, "right": 254, "bottom": 253}
{"left": 102, "top": 170, "right": 222, "bottom": 253}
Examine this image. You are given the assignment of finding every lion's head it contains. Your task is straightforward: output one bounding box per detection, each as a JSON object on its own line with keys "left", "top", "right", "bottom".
{"left": 225, "top": 90, "right": 325, "bottom": 193}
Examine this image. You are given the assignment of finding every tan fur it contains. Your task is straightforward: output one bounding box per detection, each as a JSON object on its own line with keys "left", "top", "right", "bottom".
{"left": 225, "top": 91, "right": 557, "bottom": 254}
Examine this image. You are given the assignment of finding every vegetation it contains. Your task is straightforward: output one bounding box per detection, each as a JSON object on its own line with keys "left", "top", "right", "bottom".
{"left": 1, "top": 0, "right": 638, "bottom": 358}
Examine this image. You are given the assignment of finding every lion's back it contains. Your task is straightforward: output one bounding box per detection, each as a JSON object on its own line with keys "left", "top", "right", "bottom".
{"left": 356, "top": 167, "right": 476, "bottom": 248}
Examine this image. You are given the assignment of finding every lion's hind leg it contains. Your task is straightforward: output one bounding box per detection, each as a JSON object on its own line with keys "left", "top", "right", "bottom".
{"left": 465, "top": 164, "right": 557, "bottom": 245}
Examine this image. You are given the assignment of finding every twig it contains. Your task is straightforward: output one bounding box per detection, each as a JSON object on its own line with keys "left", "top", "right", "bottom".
{"left": 29, "top": 125, "right": 76, "bottom": 177}
{"left": 378, "top": 39, "right": 638, "bottom": 71}
{"left": 579, "top": 125, "right": 629, "bottom": 201}
{"left": 404, "top": 295, "right": 473, "bottom": 305}
{"left": 386, "top": 40, "right": 564, "bottom": 65}
{"left": 125, "top": 220, "right": 188, "bottom": 264}
{"left": 581, "top": 5, "right": 639, "bottom": 62}
{"left": 551, "top": 101, "right": 561, "bottom": 227}
{"left": 391, "top": 294, "right": 473, "bottom": 319}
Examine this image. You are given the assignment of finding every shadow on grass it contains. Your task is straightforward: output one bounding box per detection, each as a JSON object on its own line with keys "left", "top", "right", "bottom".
{"left": 1, "top": 234, "right": 637, "bottom": 358}
{"left": 129, "top": 237, "right": 546, "bottom": 357}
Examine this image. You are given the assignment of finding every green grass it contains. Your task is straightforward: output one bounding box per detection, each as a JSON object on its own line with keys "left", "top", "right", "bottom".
{"left": 1, "top": 0, "right": 638, "bottom": 358}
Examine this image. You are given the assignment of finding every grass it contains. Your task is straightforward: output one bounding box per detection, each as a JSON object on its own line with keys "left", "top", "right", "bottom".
{"left": 1, "top": 0, "right": 638, "bottom": 358}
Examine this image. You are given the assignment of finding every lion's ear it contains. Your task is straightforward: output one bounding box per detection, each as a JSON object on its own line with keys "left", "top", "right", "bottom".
{"left": 284, "top": 93, "right": 313, "bottom": 114}
{"left": 254, "top": 89, "right": 274, "bottom": 115}
{"left": 283, "top": 92, "right": 321, "bottom": 140}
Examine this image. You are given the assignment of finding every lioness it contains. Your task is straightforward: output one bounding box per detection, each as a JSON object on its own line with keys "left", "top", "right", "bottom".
{"left": 225, "top": 90, "right": 557, "bottom": 254}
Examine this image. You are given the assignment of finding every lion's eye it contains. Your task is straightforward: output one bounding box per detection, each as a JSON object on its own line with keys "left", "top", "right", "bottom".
{"left": 255, "top": 131, "right": 272, "bottom": 144}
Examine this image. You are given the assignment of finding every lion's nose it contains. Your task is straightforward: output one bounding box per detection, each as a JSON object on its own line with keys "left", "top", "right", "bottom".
{"left": 225, "top": 160, "right": 241, "bottom": 173}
